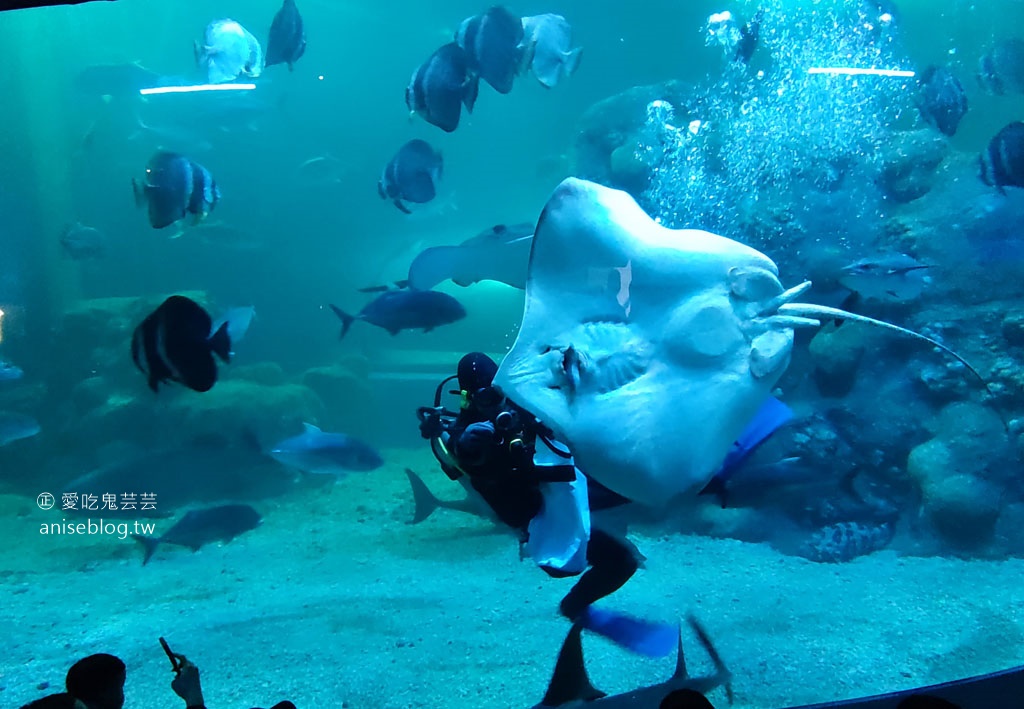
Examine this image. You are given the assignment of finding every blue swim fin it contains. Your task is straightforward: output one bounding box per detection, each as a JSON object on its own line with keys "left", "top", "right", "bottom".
{"left": 579, "top": 606, "right": 678, "bottom": 658}
{"left": 699, "top": 396, "right": 793, "bottom": 508}
{"left": 708, "top": 396, "right": 793, "bottom": 481}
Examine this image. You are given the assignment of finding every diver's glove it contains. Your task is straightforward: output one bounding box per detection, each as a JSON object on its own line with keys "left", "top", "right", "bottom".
{"left": 418, "top": 412, "right": 445, "bottom": 439}
{"left": 457, "top": 421, "right": 498, "bottom": 464}
{"left": 459, "top": 421, "right": 496, "bottom": 449}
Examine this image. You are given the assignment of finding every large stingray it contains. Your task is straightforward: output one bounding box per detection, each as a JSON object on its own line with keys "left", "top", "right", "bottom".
{"left": 404, "top": 222, "right": 534, "bottom": 290}
{"left": 495, "top": 178, "right": 988, "bottom": 507}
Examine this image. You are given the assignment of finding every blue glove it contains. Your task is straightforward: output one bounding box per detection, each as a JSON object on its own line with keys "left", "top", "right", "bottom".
{"left": 457, "top": 421, "right": 497, "bottom": 458}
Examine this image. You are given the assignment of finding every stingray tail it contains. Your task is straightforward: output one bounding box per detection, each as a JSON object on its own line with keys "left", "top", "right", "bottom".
{"left": 779, "top": 302, "right": 1008, "bottom": 430}
{"left": 131, "top": 534, "right": 160, "bottom": 566}
{"left": 328, "top": 304, "right": 356, "bottom": 339}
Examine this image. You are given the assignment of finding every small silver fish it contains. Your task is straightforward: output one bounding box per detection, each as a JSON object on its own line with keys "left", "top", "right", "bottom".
{"left": 838, "top": 253, "right": 931, "bottom": 302}
{"left": 60, "top": 222, "right": 107, "bottom": 260}
{"left": 210, "top": 306, "right": 256, "bottom": 354}
{"left": 520, "top": 14, "right": 582, "bottom": 88}
{"left": 0, "top": 411, "right": 40, "bottom": 447}
{"left": 0, "top": 360, "right": 24, "bottom": 382}
{"left": 195, "top": 19, "right": 264, "bottom": 84}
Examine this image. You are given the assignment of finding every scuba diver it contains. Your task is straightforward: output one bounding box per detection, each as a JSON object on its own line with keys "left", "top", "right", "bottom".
{"left": 417, "top": 352, "right": 680, "bottom": 657}
{"left": 418, "top": 352, "right": 799, "bottom": 657}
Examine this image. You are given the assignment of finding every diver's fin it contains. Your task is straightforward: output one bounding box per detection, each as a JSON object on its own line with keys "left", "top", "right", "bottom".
{"left": 405, "top": 468, "right": 441, "bottom": 524}
{"left": 711, "top": 396, "right": 794, "bottom": 487}
{"left": 540, "top": 623, "right": 606, "bottom": 707}
{"left": 580, "top": 607, "right": 678, "bottom": 658}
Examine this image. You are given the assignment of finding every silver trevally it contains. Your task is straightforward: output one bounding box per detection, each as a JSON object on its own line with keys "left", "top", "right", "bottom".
{"left": 269, "top": 423, "right": 384, "bottom": 476}
{"left": 0, "top": 411, "right": 40, "bottom": 447}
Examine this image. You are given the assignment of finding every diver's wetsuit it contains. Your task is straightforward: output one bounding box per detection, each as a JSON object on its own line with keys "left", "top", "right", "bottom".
{"left": 448, "top": 402, "right": 640, "bottom": 622}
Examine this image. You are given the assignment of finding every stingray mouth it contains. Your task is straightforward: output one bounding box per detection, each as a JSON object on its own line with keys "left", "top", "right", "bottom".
{"left": 536, "top": 322, "right": 654, "bottom": 398}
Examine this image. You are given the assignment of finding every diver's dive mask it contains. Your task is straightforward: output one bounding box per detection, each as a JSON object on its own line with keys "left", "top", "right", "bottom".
{"left": 462, "top": 385, "right": 505, "bottom": 418}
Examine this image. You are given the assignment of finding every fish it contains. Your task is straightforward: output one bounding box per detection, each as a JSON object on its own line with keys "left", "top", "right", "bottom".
{"left": 0, "top": 411, "right": 39, "bottom": 447}
{"left": 733, "top": 9, "right": 763, "bottom": 64}
{"left": 269, "top": 423, "right": 383, "bottom": 476}
{"left": 195, "top": 18, "right": 265, "bottom": 85}
{"left": 378, "top": 139, "right": 443, "bottom": 214}
{"left": 979, "top": 121, "right": 1024, "bottom": 193}
{"left": 62, "top": 436, "right": 297, "bottom": 517}
{"left": 168, "top": 220, "right": 262, "bottom": 250}
{"left": 798, "top": 520, "right": 895, "bottom": 563}
{"left": 328, "top": 290, "right": 466, "bottom": 338}
{"left": 406, "top": 42, "right": 480, "bottom": 133}
{"left": 520, "top": 14, "right": 582, "bottom": 89}
{"left": 73, "top": 62, "right": 169, "bottom": 100}
{"left": 296, "top": 155, "right": 346, "bottom": 185}
{"left": 976, "top": 38, "right": 1024, "bottom": 96}
{"left": 361, "top": 222, "right": 534, "bottom": 292}
{"left": 59, "top": 222, "right": 106, "bottom": 260}
{"left": 131, "top": 503, "right": 262, "bottom": 565}
{"left": 129, "top": 114, "right": 215, "bottom": 154}
{"left": 410, "top": 222, "right": 533, "bottom": 289}
{"left": 0, "top": 360, "right": 23, "bottom": 382}
{"left": 210, "top": 306, "right": 256, "bottom": 352}
{"left": 837, "top": 254, "right": 930, "bottom": 302}
{"left": 530, "top": 616, "right": 732, "bottom": 708}
{"left": 265, "top": 0, "right": 306, "bottom": 71}
{"left": 455, "top": 5, "right": 528, "bottom": 95}
{"left": 915, "top": 65, "right": 968, "bottom": 137}
{"left": 705, "top": 9, "right": 761, "bottom": 65}
{"left": 132, "top": 151, "right": 220, "bottom": 231}
{"left": 404, "top": 468, "right": 491, "bottom": 524}
{"left": 131, "top": 295, "right": 232, "bottom": 393}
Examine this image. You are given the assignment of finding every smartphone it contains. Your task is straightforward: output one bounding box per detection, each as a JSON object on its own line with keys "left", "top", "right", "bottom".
{"left": 159, "top": 637, "right": 181, "bottom": 674}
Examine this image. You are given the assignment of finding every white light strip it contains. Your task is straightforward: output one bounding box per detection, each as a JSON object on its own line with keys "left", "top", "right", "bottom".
{"left": 808, "top": 67, "right": 916, "bottom": 77}
{"left": 139, "top": 83, "right": 257, "bottom": 96}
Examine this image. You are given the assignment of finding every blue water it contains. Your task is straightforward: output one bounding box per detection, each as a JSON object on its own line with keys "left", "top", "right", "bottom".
{"left": 2, "top": 1, "right": 1024, "bottom": 707}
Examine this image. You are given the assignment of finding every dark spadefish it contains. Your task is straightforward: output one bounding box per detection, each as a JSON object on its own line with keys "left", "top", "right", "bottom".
{"left": 378, "top": 139, "right": 443, "bottom": 214}
{"left": 979, "top": 121, "right": 1024, "bottom": 193}
{"left": 455, "top": 5, "right": 527, "bottom": 95}
{"left": 265, "top": 0, "right": 306, "bottom": 71}
{"left": 916, "top": 65, "right": 968, "bottom": 137}
{"left": 132, "top": 151, "right": 220, "bottom": 230}
{"left": 406, "top": 42, "right": 479, "bottom": 133}
{"left": 131, "top": 295, "right": 232, "bottom": 393}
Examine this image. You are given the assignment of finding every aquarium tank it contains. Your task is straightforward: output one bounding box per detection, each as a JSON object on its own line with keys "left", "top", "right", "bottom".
{"left": 3, "top": 0, "right": 1024, "bottom": 707}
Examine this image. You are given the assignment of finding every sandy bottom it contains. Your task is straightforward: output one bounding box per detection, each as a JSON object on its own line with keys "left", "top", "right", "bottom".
{"left": 3, "top": 448, "right": 1024, "bottom": 709}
